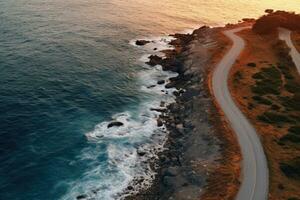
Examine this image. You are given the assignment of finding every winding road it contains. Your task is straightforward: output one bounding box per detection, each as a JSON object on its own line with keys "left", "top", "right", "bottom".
{"left": 279, "top": 28, "right": 300, "bottom": 74}
{"left": 212, "top": 27, "right": 269, "bottom": 200}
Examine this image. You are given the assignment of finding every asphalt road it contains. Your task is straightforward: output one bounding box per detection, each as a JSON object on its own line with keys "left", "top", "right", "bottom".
{"left": 212, "top": 27, "right": 269, "bottom": 200}
{"left": 279, "top": 28, "right": 300, "bottom": 74}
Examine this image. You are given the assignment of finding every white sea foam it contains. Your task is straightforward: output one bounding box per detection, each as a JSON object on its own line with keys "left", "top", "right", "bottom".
{"left": 60, "top": 35, "right": 178, "bottom": 200}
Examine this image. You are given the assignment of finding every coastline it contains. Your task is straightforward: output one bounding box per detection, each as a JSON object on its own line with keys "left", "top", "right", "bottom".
{"left": 124, "top": 11, "right": 300, "bottom": 199}
{"left": 125, "top": 25, "right": 241, "bottom": 200}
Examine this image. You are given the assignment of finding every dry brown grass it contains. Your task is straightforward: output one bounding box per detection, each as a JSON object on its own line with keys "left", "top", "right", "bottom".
{"left": 228, "top": 28, "right": 300, "bottom": 200}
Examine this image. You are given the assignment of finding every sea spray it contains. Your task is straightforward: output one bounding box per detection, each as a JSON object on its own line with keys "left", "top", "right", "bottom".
{"left": 61, "top": 36, "right": 179, "bottom": 200}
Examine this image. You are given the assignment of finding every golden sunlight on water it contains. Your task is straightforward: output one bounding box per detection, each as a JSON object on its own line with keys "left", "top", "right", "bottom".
{"left": 108, "top": 0, "right": 300, "bottom": 34}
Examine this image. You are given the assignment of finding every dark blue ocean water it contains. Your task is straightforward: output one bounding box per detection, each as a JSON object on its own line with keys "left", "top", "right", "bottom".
{"left": 0, "top": 1, "right": 196, "bottom": 199}
{"left": 1, "top": 0, "right": 297, "bottom": 199}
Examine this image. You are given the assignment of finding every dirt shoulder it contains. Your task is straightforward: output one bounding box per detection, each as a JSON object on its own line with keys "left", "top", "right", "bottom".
{"left": 226, "top": 28, "right": 300, "bottom": 200}
{"left": 291, "top": 31, "right": 300, "bottom": 53}
{"left": 201, "top": 26, "right": 242, "bottom": 200}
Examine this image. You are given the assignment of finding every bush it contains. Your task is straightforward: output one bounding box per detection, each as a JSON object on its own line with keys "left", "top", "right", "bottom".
{"left": 253, "top": 11, "right": 300, "bottom": 34}
{"left": 247, "top": 62, "right": 257, "bottom": 67}
{"left": 280, "top": 94, "right": 300, "bottom": 111}
{"left": 251, "top": 66, "right": 282, "bottom": 95}
{"left": 257, "top": 112, "right": 293, "bottom": 124}
{"left": 252, "top": 96, "right": 272, "bottom": 105}
{"left": 280, "top": 157, "right": 300, "bottom": 180}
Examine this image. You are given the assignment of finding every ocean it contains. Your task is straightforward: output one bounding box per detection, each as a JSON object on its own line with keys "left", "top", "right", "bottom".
{"left": 0, "top": 0, "right": 299, "bottom": 199}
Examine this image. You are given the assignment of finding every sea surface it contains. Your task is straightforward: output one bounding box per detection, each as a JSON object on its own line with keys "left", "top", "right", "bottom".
{"left": 0, "top": 1, "right": 299, "bottom": 199}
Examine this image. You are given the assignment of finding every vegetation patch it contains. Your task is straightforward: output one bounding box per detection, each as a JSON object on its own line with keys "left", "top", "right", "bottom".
{"left": 251, "top": 66, "right": 282, "bottom": 95}
{"left": 233, "top": 71, "right": 243, "bottom": 83}
{"left": 247, "top": 62, "right": 256, "bottom": 67}
{"left": 257, "top": 112, "right": 293, "bottom": 124}
{"left": 280, "top": 157, "right": 300, "bottom": 180}
{"left": 280, "top": 95, "right": 300, "bottom": 111}
{"left": 253, "top": 11, "right": 300, "bottom": 34}
{"left": 280, "top": 126, "right": 300, "bottom": 144}
{"left": 252, "top": 96, "right": 272, "bottom": 105}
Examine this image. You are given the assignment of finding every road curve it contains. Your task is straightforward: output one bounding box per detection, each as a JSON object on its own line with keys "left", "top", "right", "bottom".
{"left": 212, "top": 27, "right": 269, "bottom": 200}
{"left": 278, "top": 28, "right": 300, "bottom": 74}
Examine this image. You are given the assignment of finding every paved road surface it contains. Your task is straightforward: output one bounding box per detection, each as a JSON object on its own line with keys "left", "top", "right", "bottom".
{"left": 279, "top": 28, "right": 300, "bottom": 74}
{"left": 212, "top": 27, "right": 269, "bottom": 200}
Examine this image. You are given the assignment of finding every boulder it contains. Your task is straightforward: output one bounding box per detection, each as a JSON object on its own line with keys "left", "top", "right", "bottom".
{"left": 150, "top": 108, "right": 167, "bottom": 112}
{"left": 147, "top": 85, "right": 156, "bottom": 88}
{"left": 107, "top": 121, "right": 124, "bottom": 128}
{"left": 127, "top": 186, "right": 134, "bottom": 190}
{"left": 77, "top": 194, "right": 88, "bottom": 200}
{"left": 157, "top": 80, "right": 165, "bottom": 85}
{"left": 146, "top": 55, "right": 163, "bottom": 66}
{"left": 137, "top": 149, "right": 146, "bottom": 156}
{"left": 157, "top": 119, "right": 163, "bottom": 127}
{"left": 135, "top": 40, "right": 150, "bottom": 46}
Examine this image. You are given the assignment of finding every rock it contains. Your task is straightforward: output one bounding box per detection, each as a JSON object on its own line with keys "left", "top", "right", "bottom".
{"left": 137, "top": 178, "right": 145, "bottom": 184}
{"left": 107, "top": 121, "right": 124, "bottom": 128}
{"left": 135, "top": 40, "right": 150, "bottom": 46}
{"left": 137, "top": 149, "right": 146, "bottom": 156}
{"left": 162, "top": 176, "right": 176, "bottom": 187}
{"left": 154, "top": 48, "right": 157, "bottom": 51}
{"left": 157, "top": 80, "right": 165, "bottom": 85}
{"left": 163, "top": 167, "right": 179, "bottom": 177}
{"left": 77, "top": 194, "right": 88, "bottom": 200}
{"left": 265, "top": 9, "right": 274, "bottom": 14}
{"left": 147, "top": 85, "right": 156, "bottom": 88}
{"left": 173, "top": 91, "right": 180, "bottom": 97}
{"left": 146, "top": 55, "right": 163, "bottom": 66}
{"left": 150, "top": 108, "right": 167, "bottom": 112}
{"left": 157, "top": 119, "right": 163, "bottom": 127}
{"left": 180, "top": 89, "right": 199, "bottom": 101}
{"left": 127, "top": 185, "right": 134, "bottom": 190}
{"left": 165, "top": 81, "right": 176, "bottom": 89}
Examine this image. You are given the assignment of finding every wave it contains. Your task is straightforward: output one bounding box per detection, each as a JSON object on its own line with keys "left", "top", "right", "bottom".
{"left": 60, "top": 36, "right": 179, "bottom": 200}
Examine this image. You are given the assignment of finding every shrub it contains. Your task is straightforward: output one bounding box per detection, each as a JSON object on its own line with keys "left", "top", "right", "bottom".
{"left": 252, "top": 96, "right": 272, "bottom": 105}
{"left": 280, "top": 157, "right": 300, "bottom": 180}
{"left": 257, "top": 112, "right": 293, "bottom": 124}
{"left": 253, "top": 11, "right": 300, "bottom": 34}
{"left": 251, "top": 66, "right": 282, "bottom": 95}
{"left": 247, "top": 62, "right": 257, "bottom": 67}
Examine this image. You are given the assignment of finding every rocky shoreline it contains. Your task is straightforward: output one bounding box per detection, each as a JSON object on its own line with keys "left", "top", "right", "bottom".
{"left": 124, "top": 26, "right": 239, "bottom": 200}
